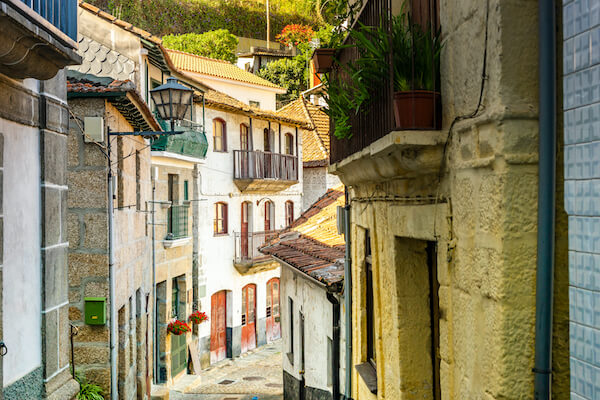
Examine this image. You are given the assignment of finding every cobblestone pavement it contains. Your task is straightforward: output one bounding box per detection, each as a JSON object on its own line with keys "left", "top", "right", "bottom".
{"left": 170, "top": 340, "right": 283, "bottom": 400}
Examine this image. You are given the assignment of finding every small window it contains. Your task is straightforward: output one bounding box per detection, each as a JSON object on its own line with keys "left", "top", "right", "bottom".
{"left": 240, "top": 123, "right": 250, "bottom": 151}
{"left": 285, "top": 201, "right": 294, "bottom": 226}
{"left": 285, "top": 133, "right": 294, "bottom": 155}
{"left": 213, "top": 118, "right": 227, "bottom": 152}
{"left": 183, "top": 180, "right": 189, "bottom": 201}
{"left": 249, "top": 100, "right": 260, "bottom": 108}
{"left": 214, "top": 202, "right": 228, "bottom": 234}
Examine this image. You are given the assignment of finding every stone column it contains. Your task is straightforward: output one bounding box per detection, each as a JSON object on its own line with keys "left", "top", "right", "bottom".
{"left": 39, "top": 70, "right": 79, "bottom": 399}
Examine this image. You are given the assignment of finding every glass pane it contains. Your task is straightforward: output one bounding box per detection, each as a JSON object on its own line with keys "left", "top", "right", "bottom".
{"left": 266, "top": 284, "right": 272, "bottom": 308}
{"left": 242, "top": 288, "right": 247, "bottom": 324}
{"left": 249, "top": 286, "right": 255, "bottom": 322}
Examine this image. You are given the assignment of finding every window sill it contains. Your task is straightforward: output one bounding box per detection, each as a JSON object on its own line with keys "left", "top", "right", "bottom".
{"left": 355, "top": 362, "right": 377, "bottom": 394}
{"left": 162, "top": 237, "right": 191, "bottom": 248}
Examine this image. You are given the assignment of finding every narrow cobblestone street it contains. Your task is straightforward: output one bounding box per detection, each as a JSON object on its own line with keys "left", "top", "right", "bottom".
{"left": 170, "top": 341, "right": 283, "bottom": 400}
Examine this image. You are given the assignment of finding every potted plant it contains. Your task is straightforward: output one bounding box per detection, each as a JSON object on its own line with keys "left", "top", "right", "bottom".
{"left": 167, "top": 320, "right": 191, "bottom": 335}
{"left": 391, "top": 12, "right": 442, "bottom": 129}
{"left": 188, "top": 310, "right": 209, "bottom": 324}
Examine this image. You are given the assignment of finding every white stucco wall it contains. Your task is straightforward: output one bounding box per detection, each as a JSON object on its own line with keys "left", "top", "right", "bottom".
{"left": 1, "top": 116, "right": 42, "bottom": 386}
{"left": 302, "top": 167, "right": 342, "bottom": 211}
{"left": 195, "top": 105, "right": 303, "bottom": 344}
{"left": 281, "top": 265, "right": 346, "bottom": 395}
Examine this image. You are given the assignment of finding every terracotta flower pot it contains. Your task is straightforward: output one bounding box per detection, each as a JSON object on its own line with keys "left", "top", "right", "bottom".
{"left": 393, "top": 90, "right": 442, "bottom": 130}
{"left": 312, "top": 48, "right": 335, "bottom": 73}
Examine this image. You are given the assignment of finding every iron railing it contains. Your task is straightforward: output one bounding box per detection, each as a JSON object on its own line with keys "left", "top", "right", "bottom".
{"left": 19, "top": 0, "right": 78, "bottom": 41}
{"left": 234, "top": 230, "right": 280, "bottom": 264}
{"left": 167, "top": 204, "right": 189, "bottom": 240}
{"left": 329, "top": 0, "right": 395, "bottom": 163}
{"left": 233, "top": 150, "right": 298, "bottom": 181}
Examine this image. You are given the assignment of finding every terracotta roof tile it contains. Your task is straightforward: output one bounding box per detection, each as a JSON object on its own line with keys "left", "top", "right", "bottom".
{"left": 167, "top": 49, "right": 285, "bottom": 90}
{"left": 260, "top": 187, "right": 345, "bottom": 288}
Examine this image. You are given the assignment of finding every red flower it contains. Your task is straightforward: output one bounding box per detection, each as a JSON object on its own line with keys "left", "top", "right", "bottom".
{"left": 276, "top": 24, "right": 315, "bottom": 46}
{"left": 167, "top": 320, "right": 191, "bottom": 335}
{"left": 189, "top": 311, "right": 209, "bottom": 324}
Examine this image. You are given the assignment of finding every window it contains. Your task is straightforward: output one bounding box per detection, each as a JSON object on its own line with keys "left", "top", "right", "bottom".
{"left": 264, "top": 200, "right": 275, "bottom": 231}
{"left": 249, "top": 100, "right": 260, "bottom": 108}
{"left": 240, "top": 123, "right": 250, "bottom": 151}
{"left": 214, "top": 202, "right": 228, "bottom": 234}
{"left": 284, "top": 133, "right": 294, "bottom": 155}
{"left": 213, "top": 118, "right": 227, "bottom": 152}
{"left": 285, "top": 201, "right": 294, "bottom": 226}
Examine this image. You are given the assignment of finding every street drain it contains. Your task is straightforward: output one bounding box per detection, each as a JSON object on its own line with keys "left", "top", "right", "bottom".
{"left": 243, "top": 376, "right": 265, "bottom": 381}
{"left": 218, "top": 379, "right": 235, "bottom": 385}
{"left": 265, "top": 383, "right": 283, "bottom": 388}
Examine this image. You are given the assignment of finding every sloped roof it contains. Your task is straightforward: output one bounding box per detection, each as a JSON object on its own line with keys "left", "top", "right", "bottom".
{"left": 71, "top": 36, "right": 136, "bottom": 81}
{"left": 259, "top": 187, "right": 345, "bottom": 289}
{"left": 167, "top": 49, "right": 285, "bottom": 91}
{"left": 277, "top": 97, "right": 330, "bottom": 164}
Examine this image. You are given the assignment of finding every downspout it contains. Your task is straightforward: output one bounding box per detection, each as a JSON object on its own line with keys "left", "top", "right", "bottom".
{"left": 107, "top": 134, "right": 118, "bottom": 400}
{"left": 343, "top": 190, "right": 352, "bottom": 399}
{"left": 327, "top": 292, "right": 341, "bottom": 400}
{"left": 151, "top": 171, "right": 159, "bottom": 383}
{"left": 533, "top": 1, "right": 556, "bottom": 399}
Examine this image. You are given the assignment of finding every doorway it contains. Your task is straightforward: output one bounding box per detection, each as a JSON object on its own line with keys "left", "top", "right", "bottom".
{"left": 266, "top": 278, "right": 281, "bottom": 342}
{"left": 171, "top": 277, "right": 187, "bottom": 377}
{"left": 241, "top": 284, "right": 257, "bottom": 353}
{"left": 210, "top": 290, "right": 227, "bottom": 363}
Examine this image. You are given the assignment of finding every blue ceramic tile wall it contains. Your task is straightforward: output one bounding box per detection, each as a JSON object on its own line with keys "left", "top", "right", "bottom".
{"left": 565, "top": 1, "right": 600, "bottom": 398}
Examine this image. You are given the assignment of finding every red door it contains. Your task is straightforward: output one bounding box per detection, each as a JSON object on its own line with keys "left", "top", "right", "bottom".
{"left": 210, "top": 291, "right": 227, "bottom": 363}
{"left": 241, "top": 284, "right": 257, "bottom": 353}
{"left": 266, "top": 278, "right": 281, "bottom": 342}
{"left": 241, "top": 202, "right": 250, "bottom": 259}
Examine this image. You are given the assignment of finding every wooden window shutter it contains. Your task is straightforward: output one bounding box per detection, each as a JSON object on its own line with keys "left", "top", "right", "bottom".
{"left": 410, "top": 0, "right": 439, "bottom": 31}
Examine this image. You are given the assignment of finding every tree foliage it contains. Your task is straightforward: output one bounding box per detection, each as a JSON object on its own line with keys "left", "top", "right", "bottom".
{"left": 256, "top": 56, "right": 307, "bottom": 105}
{"left": 162, "top": 30, "right": 239, "bottom": 63}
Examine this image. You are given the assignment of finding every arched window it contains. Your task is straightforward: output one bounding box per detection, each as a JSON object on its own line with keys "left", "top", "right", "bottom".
{"left": 213, "top": 118, "right": 227, "bottom": 152}
{"left": 285, "top": 201, "right": 294, "bottom": 226}
{"left": 240, "top": 123, "right": 250, "bottom": 151}
{"left": 214, "top": 202, "right": 228, "bottom": 234}
{"left": 284, "top": 133, "right": 294, "bottom": 155}
{"left": 264, "top": 200, "right": 275, "bottom": 231}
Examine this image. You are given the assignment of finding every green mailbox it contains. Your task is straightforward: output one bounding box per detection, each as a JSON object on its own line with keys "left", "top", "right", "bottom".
{"left": 84, "top": 297, "right": 106, "bottom": 325}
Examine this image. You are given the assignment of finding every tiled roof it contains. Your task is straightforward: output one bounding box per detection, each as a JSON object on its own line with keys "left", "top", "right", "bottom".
{"left": 167, "top": 49, "right": 285, "bottom": 91}
{"left": 67, "top": 76, "right": 135, "bottom": 93}
{"left": 71, "top": 36, "right": 136, "bottom": 81}
{"left": 260, "top": 187, "right": 345, "bottom": 289}
{"left": 277, "top": 97, "right": 330, "bottom": 164}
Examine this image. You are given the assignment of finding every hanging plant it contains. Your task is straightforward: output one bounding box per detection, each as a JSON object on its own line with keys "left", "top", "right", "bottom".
{"left": 167, "top": 320, "right": 191, "bottom": 335}
{"left": 188, "top": 311, "right": 209, "bottom": 324}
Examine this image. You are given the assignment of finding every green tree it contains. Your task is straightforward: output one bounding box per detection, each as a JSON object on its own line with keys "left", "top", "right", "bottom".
{"left": 162, "top": 30, "right": 239, "bottom": 63}
{"left": 257, "top": 56, "right": 307, "bottom": 105}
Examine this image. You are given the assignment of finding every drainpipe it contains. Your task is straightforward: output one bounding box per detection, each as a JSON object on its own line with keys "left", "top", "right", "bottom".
{"left": 151, "top": 171, "right": 159, "bottom": 383}
{"left": 343, "top": 190, "right": 352, "bottom": 399}
{"left": 107, "top": 137, "right": 118, "bottom": 400}
{"left": 327, "top": 292, "right": 340, "bottom": 400}
{"left": 533, "top": 1, "right": 556, "bottom": 399}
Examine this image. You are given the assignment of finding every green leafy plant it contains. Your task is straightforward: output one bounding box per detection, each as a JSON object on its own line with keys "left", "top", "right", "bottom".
{"left": 162, "top": 30, "right": 239, "bottom": 63}
{"left": 75, "top": 373, "right": 104, "bottom": 400}
{"left": 257, "top": 56, "right": 307, "bottom": 105}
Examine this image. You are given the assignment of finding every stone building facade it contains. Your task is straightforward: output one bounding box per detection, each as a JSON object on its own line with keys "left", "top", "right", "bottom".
{"left": 328, "top": 0, "right": 570, "bottom": 399}
{"left": 67, "top": 76, "right": 158, "bottom": 398}
{"left": 0, "top": 1, "right": 80, "bottom": 398}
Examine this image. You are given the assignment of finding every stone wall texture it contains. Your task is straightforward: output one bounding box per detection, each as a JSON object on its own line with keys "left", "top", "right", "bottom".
{"left": 335, "top": 1, "right": 570, "bottom": 399}
{"left": 563, "top": 0, "right": 600, "bottom": 398}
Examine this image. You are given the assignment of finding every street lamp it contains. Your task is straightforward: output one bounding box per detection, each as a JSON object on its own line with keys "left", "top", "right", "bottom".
{"left": 150, "top": 77, "right": 194, "bottom": 131}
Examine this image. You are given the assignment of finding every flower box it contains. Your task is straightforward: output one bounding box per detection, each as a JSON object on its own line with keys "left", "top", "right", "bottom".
{"left": 167, "top": 320, "right": 190, "bottom": 335}
{"left": 188, "top": 311, "right": 209, "bottom": 324}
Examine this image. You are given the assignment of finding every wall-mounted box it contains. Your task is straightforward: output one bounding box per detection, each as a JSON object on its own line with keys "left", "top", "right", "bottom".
{"left": 84, "top": 297, "right": 106, "bottom": 325}
{"left": 84, "top": 117, "right": 104, "bottom": 143}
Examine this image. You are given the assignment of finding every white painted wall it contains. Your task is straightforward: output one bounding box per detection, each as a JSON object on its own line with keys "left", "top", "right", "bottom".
{"left": 302, "top": 167, "right": 342, "bottom": 211}
{"left": 281, "top": 265, "right": 346, "bottom": 395}
{"left": 1, "top": 116, "right": 42, "bottom": 386}
{"left": 195, "top": 105, "right": 303, "bottom": 344}
{"left": 186, "top": 71, "right": 282, "bottom": 111}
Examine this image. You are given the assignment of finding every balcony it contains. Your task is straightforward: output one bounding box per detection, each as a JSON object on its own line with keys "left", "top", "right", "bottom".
{"left": 151, "top": 115, "right": 208, "bottom": 160}
{"left": 0, "top": 0, "right": 81, "bottom": 79}
{"left": 163, "top": 204, "right": 190, "bottom": 247}
{"left": 234, "top": 230, "right": 280, "bottom": 274}
{"left": 233, "top": 150, "right": 298, "bottom": 192}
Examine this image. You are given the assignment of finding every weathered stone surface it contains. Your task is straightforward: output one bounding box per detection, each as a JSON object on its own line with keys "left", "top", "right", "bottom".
{"left": 82, "top": 367, "right": 111, "bottom": 396}
{"left": 67, "top": 169, "right": 107, "bottom": 209}
{"left": 83, "top": 212, "right": 108, "bottom": 249}
{"left": 68, "top": 253, "right": 108, "bottom": 285}
{"left": 43, "top": 244, "right": 68, "bottom": 308}
{"left": 76, "top": 325, "right": 110, "bottom": 343}
{"left": 74, "top": 344, "right": 110, "bottom": 365}
{"left": 42, "top": 186, "right": 62, "bottom": 248}
{"left": 43, "top": 309, "right": 59, "bottom": 377}
{"left": 67, "top": 213, "right": 80, "bottom": 249}
{"left": 41, "top": 129, "right": 68, "bottom": 185}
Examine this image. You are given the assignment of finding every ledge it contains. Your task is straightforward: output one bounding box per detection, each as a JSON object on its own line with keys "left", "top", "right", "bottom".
{"left": 162, "top": 237, "right": 191, "bottom": 248}
{"left": 233, "top": 178, "right": 298, "bottom": 193}
{"left": 0, "top": 1, "right": 81, "bottom": 80}
{"left": 355, "top": 362, "right": 377, "bottom": 394}
{"left": 328, "top": 130, "right": 447, "bottom": 186}
{"left": 234, "top": 257, "right": 279, "bottom": 275}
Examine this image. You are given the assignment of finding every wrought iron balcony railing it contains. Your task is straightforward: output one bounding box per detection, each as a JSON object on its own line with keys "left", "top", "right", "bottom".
{"left": 19, "top": 0, "right": 77, "bottom": 41}
{"left": 234, "top": 230, "right": 280, "bottom": 264}
{"left": 233, "top": 150, "right": 298, "bottom": 181}
{"left": 167, "top": 204, "right": 189, "bottom": 240}
{"left": 152, "top": 112, "right": 208, "bottom": 159}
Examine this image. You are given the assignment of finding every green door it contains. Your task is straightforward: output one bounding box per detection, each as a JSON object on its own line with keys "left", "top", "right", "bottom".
{"left": 171, "top": 279, "right": 188, "bottom": 377}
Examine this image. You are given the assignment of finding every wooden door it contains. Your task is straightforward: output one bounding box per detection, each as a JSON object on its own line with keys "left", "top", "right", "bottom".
{"left": 240, "top": 124, "right": 250, "bottom": 177}
{"left": 241, "top": 284, "right": 257, "bottom": 353}
{"left": 266, "top": 278, "right": 281, "bottom": 342}
{"left": 171, "top": 279, "right": 188, "bottom": 377}
{"left": 241, "top": 202, "right": 250, "bottom": 259}
{"left": 210, "top": 291, "right": 227, "bottom": 364}
{"left": 264, "top": 201, "right": 273, "bottom": 232}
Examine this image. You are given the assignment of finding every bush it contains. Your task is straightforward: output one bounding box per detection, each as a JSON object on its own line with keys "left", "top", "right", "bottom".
{"left": 163, "top": 30, "right": 239, "bottom": 63}
{"left": 257, "top": 56, "right": 307, "bottom": 105}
